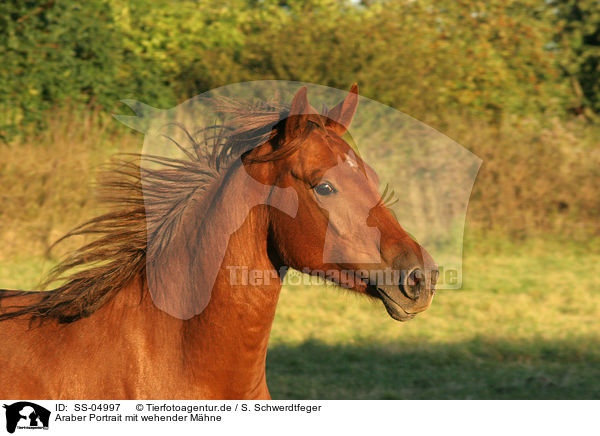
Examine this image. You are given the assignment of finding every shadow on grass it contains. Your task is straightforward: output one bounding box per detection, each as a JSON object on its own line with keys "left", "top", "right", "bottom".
{"left": 266, "top": 338, "right": 600, "bottom": 399}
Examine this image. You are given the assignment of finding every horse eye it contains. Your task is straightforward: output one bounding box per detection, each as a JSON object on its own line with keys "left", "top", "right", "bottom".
{"left": 314, "top": 182, "right": 336, "bottom": 196}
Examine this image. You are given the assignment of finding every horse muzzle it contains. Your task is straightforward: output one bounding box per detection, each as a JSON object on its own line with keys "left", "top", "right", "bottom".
{"left": 372, "top": 266, "right": 438, "bottom": 321}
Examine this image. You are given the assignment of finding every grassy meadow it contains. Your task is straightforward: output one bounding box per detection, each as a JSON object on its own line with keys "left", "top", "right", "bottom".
{"left": 0, "top": 108, "right": 599, "bottom": 399}
{"left": 269, "top": 239, "right": 600, "bottom": 399}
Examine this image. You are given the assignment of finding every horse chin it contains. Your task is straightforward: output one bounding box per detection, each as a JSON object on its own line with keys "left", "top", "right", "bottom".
{"left": 371, "top": 285, "right": 418, "bottom": 322}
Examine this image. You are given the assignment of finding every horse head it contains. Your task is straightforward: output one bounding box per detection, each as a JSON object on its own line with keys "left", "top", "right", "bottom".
{"left": 242, "top": 85, "right": 438, "bottom": 320}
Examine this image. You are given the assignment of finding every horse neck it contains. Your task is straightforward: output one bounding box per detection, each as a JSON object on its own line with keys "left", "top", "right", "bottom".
{"left": 160, "top": 158, "right": 283, "bottom": 395}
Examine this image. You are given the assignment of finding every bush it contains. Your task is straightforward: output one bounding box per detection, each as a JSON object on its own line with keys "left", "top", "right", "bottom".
{"left": 0, "top": 0, "right": 581, "bottom": 140}
{"left": 170, "top": 0, "right": 572, "bottom": 123}
{"left": 0, "top": 0, "right": 174, "bottom": 140}
{"left": 550, "top": 0, "right": 600, "bottom": 115}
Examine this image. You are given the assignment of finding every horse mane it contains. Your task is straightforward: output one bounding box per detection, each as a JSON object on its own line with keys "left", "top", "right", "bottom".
{"left": 0, "top": 97, "right": 326, "bottom": 324}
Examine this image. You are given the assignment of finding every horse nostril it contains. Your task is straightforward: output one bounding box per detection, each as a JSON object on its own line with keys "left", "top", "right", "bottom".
{"left": 400, "top": 268, "right": 423, "bottom": 300}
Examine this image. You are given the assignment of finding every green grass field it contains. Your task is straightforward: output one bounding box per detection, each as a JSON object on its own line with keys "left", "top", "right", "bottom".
{"left": 266, "top": 239, "right": 600, "bottom": 399}
{"left": 2, "top": 238, "right": 599, "bottom": 399}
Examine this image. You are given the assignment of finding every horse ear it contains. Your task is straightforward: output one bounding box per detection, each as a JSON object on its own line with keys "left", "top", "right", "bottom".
{"left": 285, "top": 87, "right": 317, "bottom": 139}
{"left": 325, "top": 83, "right": 359, "bottom": 136}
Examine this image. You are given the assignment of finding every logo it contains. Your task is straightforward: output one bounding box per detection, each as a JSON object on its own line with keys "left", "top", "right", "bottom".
{"left": 3, "top": 402, "right": 50, "bottom": 434}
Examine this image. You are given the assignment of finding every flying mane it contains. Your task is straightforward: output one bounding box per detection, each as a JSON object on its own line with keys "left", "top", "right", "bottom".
{"left": 0, "top": 97, "right": 329, "bottom": 324}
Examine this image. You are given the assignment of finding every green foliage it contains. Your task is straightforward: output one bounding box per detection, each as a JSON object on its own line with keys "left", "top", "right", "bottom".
{"left": 0, "top": 0, "right": 597, "bottom": 138}
{"left": 254, "top": 0, "right": 568, "bottom": 119}
{"left": 157, "top": 0, "right": 572, "bottom": 122}
{"left": 550, "top": 0, "right": 600, "bottom": 114}
{"left": 108, "top": 0, "right": 248, "bottom": 96}
{"left": 0, "top": 0, "right": 174, "bottom": 139}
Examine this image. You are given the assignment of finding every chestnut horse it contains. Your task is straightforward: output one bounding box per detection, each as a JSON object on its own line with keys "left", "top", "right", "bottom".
{"left": 0, "top": 85, "right": 437, "bottom": 399}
